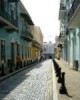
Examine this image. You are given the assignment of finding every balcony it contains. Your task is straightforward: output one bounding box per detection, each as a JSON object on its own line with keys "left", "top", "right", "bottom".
{"left": 21, "top": 29, "right": 33, "bottom": 41}
{"left": 59, "top": 35, "right": 66, "bottom": 43}
{"left": 0, "top": 9, "right": 18, "bottom": 31}
{"left": 32, "top": 40, "right": 41, "bottom": 48}
{"left": 59, "top": 30, "right": 67, "bottom": 42}
{"left": 8, "top": 0, "right": 19, "bottom": 2}
{"left": 68, "top": 0, "right": 80, "bottom": 28}
{"left": 20, "top": 13, "right": 34, "bottom": 25}
{"left": 59, "top": 4, "right": 66, "bottom": 19}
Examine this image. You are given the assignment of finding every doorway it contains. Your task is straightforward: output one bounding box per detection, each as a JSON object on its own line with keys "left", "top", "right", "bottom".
{"left": 11, "top": 43, "right": 15, "bottom": 65}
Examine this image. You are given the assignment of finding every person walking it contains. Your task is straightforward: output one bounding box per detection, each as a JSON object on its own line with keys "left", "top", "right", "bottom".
{"left": 16, "top": 53, "right": 22, "bottom": 70}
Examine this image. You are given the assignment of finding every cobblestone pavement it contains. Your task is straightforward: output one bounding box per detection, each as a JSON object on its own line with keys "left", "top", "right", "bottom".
{"left": 55, "top": 59, "right": 80, "bottom": 100}
{"left": 0, "top": 60, "right": 53, "bottom": 100}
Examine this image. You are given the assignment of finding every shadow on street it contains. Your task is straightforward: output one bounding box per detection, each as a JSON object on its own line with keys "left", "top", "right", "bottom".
{"left": 0, "top": 61, "right": 43, "bottom": 99}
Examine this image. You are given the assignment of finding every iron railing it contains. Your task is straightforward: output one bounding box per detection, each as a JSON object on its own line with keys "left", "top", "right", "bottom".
{"left": 68, "top": 0, "right": 80, "bottom": 22}
{"left": 0, "top": 9, "right": 18, "bottom": 27}
{"left": 21, "top": 29, "right": 33, "bottom": 39}
{"left": 8, "top": 0, "right": 19, "bottom": 2}
{"left": 60, "top": 4, "right": 66, "bottom": 10}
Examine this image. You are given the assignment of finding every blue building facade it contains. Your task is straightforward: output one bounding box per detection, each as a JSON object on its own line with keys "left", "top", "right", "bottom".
{"left": 0, "top": 0, "right": 19, "bottom": 67}
{"left": 59, "top": 0, "right": 80, "bottom": 70}
{"left": 0, "top": 0, "right": 40, "bottom": 71}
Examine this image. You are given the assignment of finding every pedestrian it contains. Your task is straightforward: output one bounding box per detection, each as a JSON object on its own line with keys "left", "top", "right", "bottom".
{"left": 16, "top": 53, "right": 22, "bottom": 70}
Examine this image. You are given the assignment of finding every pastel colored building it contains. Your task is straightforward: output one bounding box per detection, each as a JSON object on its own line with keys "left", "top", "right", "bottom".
{"left": 31, "top": 26, "right": 43, "bottom": 62}
{"left": 58, "top": 0, "right": 80, "bottom": 70}
{"left": 0, "top": 0, "right": 43, "bottom": 73}
{"left": 43, "top": 42, "right": 54, "bottom": 59}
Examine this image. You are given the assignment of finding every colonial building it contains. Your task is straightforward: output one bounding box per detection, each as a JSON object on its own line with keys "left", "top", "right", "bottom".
{"left": 54, "top": 36, "right": 63, "bottom": 59}
{"left": 43, "top": 42, "right": 54, "bottom": 59}
{"left": 31, "top": 26, "right": 43, "bottom": 62}
{"left": 59, "top": 0, "right": 80, "bottom": 70}
{"left": 0, "top": 0, "right": 43, "bottom": 73}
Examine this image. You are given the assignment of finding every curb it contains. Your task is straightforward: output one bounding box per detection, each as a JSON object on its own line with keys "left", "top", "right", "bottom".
{"left": 0, "top": 62, "right": 39, "bottom": 82}
{"left": 52, "top": 61, "right": 58, "bottom": 100}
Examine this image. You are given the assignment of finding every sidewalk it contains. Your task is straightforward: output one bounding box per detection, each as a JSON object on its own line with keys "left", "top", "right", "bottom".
{"left": 55, "top": 59, "right": 80, "bottom": 100}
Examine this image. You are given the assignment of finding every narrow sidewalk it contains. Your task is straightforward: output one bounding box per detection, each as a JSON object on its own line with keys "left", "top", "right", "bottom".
{"left": 55, "top": 59, "right": 80, "bottom": 100}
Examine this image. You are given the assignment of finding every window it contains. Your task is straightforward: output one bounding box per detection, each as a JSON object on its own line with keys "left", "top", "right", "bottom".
{"left": 28, "top": 47, "right": 30, "bottom": 58}
{"left": 22, "top": 45, "right": 23, "bottom": 59}
{"left": 25, "top": 47, "right": 27, "bottom": 59}
{"left": 4, "top": 0, "right": 8, "bottom": 12}
{"left": 10, "top": 5, "right": 16, "bottom": 20}
{"left": 1, "top": 40, "right": 5, "bottom": 62}
{"left": 17, "top": 44, "right": 19, "bottom": 55}
{"left": 0, "top": 0, "right": 5, "bottom": 11}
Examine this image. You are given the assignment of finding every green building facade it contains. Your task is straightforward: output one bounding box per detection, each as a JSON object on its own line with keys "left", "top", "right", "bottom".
{"left": 0, "top": 0, "right": 34, "bottom": 68}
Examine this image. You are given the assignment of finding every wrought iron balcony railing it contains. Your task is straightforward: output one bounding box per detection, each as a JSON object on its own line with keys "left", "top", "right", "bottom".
{"left": 60, "top": 4, "right": 66, "bottom": 10}
{"left": 8, "top": 0, "right": 19, "bottom": 2}
{"left": 21, "top": 29, "right": 33, "bottom": 39}
{"left": 32, "top": 40, "right": 41, "bottom": 48}
{"left": 68, "top": 0, "right": 80, "bottom": 22}
{"left": 0, "top": 9, "right": 18, "bottom": 28}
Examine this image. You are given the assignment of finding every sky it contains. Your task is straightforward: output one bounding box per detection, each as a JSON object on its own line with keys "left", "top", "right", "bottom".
{"left": 21, "top": 0, "right": 60, "bottom": 43}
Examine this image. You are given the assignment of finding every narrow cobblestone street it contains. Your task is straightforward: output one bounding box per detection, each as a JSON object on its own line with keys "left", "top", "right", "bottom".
{"left": 0, "top": 60, "right": 53, "bottom": 100}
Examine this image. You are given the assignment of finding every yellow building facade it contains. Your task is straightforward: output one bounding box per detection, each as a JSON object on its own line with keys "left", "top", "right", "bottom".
{"left": 30, "top": 26, "right": 43, "bottom": 62}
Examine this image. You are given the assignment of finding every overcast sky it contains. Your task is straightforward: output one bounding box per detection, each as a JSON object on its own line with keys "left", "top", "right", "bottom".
{"left": 21, "top": 0, "right": 60, "bottom": 43}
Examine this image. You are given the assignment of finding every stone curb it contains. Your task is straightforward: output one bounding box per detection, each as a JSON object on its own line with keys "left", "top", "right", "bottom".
{"left": 52, "top": 60, "right": 58, "bottom": 100}
{"left": 0, "top": 62, "right": 39, "bottom": 82}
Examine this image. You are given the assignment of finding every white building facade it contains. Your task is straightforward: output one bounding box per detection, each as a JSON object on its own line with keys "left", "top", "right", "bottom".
{"left": 43, "top": 42, "right": 54, "bottom": 59}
